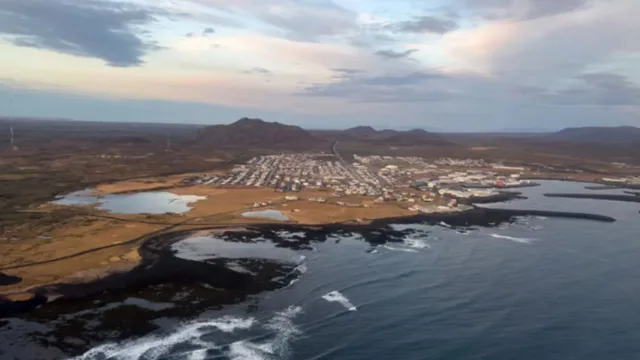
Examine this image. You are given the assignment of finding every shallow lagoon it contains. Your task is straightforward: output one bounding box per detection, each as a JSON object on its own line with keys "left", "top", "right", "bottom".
{"left": 53, "top": 189, "right": 206, "bottom": 214}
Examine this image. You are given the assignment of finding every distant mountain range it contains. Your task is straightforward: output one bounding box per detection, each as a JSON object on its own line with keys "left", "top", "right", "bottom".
{"left": 195, "top": 119, "right": 459, "bottom": 150}
{"left": 196, "top": 119, "right": 640, "bottom": 150}
{"left": 335, "top": 126, "right": 454, "bottom": 146}
{"left": 546, "top": 126, "right": 640, "bottom": 144}
{"left": 4, "top": 116, "right": 638, "bottom": 149}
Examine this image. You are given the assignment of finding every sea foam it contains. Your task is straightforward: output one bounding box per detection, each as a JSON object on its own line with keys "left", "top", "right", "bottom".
{"left": 72, "top": 306, "right": 304, "bottom": 360}
{"left": 227, "top": 306, "right": 303, "bottom": 360}
{"left": 322, "top": 291, "right": 357, "bottom": 311}
{"left": 383, "top": 245, "right": 419, "bottom": 253}
{"left": 71, "top": 315, "right": 255, "bottom": 360}
{"left": 403, "top": 238, "right": 431, "bottom": 249}
{"left": 490, "top": 234, "right": 535, "bottom": 244}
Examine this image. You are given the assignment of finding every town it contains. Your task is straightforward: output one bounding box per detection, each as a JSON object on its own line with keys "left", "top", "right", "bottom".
{"left": 183, "top": 153, "right": 543, "bottom": 211}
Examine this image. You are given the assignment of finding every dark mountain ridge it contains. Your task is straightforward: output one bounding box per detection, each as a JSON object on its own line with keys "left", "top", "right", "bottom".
{"left": 548, "top": 126, "right": 640, "bottom": 143}
{"left": 196, "top": 118, "right": 325, "bottom": 149}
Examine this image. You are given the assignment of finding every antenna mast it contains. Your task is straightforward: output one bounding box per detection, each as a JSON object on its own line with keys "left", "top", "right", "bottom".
{"left": 8, "top": 90, "right": 18, "bottom": 151}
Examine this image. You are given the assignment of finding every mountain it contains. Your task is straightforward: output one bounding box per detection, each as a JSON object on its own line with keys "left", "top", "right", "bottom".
{"left": 196, "top": 118, "right": 323, "bottom": 149}
{"left": 378, "top": 129, "right": 401, "bottom": 137}
{"left": 549, "top": 126, "right": 640, "bottom": 144}
{"left": 379, "top": 129, "right": 453, "bottom": 147}
{"left": 344, "top": 126, "right": 377, "bottom": 138}
{"left": 322, "top": 126, "right": 454, "bottom": 146}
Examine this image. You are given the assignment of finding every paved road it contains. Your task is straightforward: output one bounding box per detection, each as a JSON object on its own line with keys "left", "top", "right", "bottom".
{"left": 332, "top": 141, "right": 363, "bottom": 181}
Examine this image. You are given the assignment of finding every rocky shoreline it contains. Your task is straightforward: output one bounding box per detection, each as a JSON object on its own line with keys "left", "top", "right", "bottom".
{"left": 2, "top": 206, "right": 615, "bottom": 315}
{"left": 544, "top": 193, "right": 640, "bottom": 203}
{"left": 0, "top": 196, "right": 621, "bottom": 357}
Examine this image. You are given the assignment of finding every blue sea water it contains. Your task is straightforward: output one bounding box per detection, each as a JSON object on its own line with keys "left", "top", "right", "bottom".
{"left": 67, "top": 181, "right": 640, "bottom": 359}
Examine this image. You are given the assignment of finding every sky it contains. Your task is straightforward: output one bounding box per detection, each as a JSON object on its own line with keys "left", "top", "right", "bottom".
{"left": 0, "top": 0, "right": 639, "bottom": 131}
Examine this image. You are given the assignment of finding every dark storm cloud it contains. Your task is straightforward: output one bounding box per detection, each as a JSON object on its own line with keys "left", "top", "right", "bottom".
{"left": 0, "top": 0, "right": 167, "bottom": 67}
{"left": 374, "top": 49, "right": 418, "bottom": 59}
{"left": 389, "top": 15, "right": 459, "bottom": 34}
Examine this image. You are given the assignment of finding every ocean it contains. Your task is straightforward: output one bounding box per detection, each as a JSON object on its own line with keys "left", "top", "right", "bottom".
{"left": 11, "top": 181, "right": 640, "bottom": 360}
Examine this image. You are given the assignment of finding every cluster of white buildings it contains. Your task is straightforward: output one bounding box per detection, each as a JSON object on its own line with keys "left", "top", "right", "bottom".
{"left": 197, "top": 154, "right": 384, "bottom": 193}
{"left": 184, "top": 154, "right": 536, "bottom": 206}
{"left": 602, "top": 176, "right": 640, "bottom": 185}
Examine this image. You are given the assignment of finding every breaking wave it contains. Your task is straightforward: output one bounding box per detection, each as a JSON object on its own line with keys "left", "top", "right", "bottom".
{"left": 227, "top": 306, "right": 303, "bottom": 360}
{"left": 71, "top": 307, "right": 304, "bottom": 360}
{"left": 490, "top": 234, "right": 535, "bottom": 244}
{"left": 322, "top": 291, "right": 357, "bottom": 311}
{"left": 71, "top": 315, "right": 254, "bottom": 360}
{"left": 439, "top": 221, "right": 452, "bottom": 228}
{"left": 403, "top": 238, "right": 431, "bottom": 249}
{"left": 383, "top": 245, "right": 419, "bottom": 253}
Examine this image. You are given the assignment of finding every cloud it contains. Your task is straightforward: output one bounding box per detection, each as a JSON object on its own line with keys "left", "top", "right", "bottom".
{"left": 464, "top": 0, "right": 593, "bottom": 20}
{"left": 211, "top": 34, "right": 372, "bottom": 75}
{"left": 527, "top": 73, "right": 640, "bottom": 106}
{"left": 300, "top": 70, "right": 453, "bottom": 102}
{"left": 390, "top": 15, "right": 459, "bottom": 34}
{"left": 193, "top": 0, "right": 358, "bottom": 41}
{"left": 435, "top": 0, "right": 640, "bottom": 80}
{"left": 244, "top": 67, "right": 273, "bottom": 76}
{"left": 0, "top": 0, "right": 169, "bottom": 67}
{"left": 202, "top": 27, "right": 215, "bottom": 35}
{"left": 332, "top": 68, "right": 365, "bottom": 75}
{"left": 374, "top": 49, "right": 418, "bottom": 59}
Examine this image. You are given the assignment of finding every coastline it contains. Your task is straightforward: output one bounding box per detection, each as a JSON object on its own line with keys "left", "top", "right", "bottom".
{"left": 1, "top": 205, "right": 616, "bottom": 318}
{"left": 544, "top": 193, "right": 640, "bottom": 203}
{"left": 0, "top": 177, "right": 627, "bottom": 357}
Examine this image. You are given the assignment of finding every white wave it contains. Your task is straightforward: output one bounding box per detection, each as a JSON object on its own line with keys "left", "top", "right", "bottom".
{"left": 322, "top": 291, "right": 357, "bottom": 311}
{"left": 227, "top": 306, "right": 303, "bottom": 360}
{"left": 211, "top": 316, "right": 256, "bottom": 333}
{"left": 490, "top": 234, "right": 535, "bottom": 244}
{"left": 71, "top": 315, "right": 255, "bottom": 360}
{"left": 276, "top": 231, "right": 307, "bottom": 242}
{"left": 439, "top": 221, "right": 451, "bottom": 228}
{"left": 294, "top": 263, "right": 307, "bottom": 274}
{"left": 383, "top": 245, "right": 419, "bottom": 253}
{"left": 187, "top": 349, "right": 209, "bottom": 360}
{"left": 403, "top": 238, "right": 431, "bottom": 249}
{"left": 535, "top": 216, "right": 548, "bottom": 220}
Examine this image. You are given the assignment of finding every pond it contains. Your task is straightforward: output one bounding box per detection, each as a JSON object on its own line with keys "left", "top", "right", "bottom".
{"left": 241, "top": 209, "right": 289, "bottom": 221}
{"left": 52, "top": 189, "right": 206, "bottom": 214}
{"left": 171, "top": 235, "right": 302, "bottom": 263}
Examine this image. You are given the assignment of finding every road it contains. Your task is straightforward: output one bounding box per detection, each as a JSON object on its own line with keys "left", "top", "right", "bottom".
{"left": 332, "top": 141, "right": 363, "bottom": 181}
{"left": 331, "top": 141, "right": 346, "bottom": 165}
